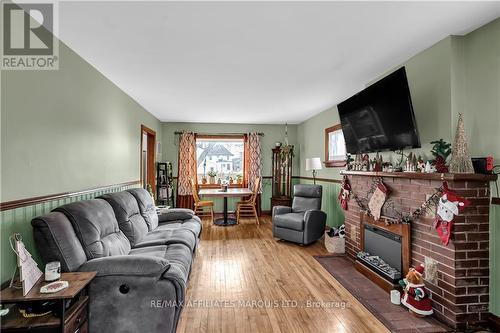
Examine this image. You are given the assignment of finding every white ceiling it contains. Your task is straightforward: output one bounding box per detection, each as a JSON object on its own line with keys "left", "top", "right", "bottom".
{"left": 54, "top": 1, "right": 500, "bottom": 124}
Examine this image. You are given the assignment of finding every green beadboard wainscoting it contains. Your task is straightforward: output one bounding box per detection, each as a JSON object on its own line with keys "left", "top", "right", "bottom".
{"left": 0, "top": 183, "right": 140, "bottom": 284}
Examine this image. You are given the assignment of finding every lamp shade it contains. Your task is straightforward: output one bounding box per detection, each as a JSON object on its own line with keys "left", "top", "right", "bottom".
{"left": 305, "top": 158, "right": 322, "bottom": 171}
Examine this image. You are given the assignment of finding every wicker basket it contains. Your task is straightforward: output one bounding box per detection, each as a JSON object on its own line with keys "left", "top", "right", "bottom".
{"left": 324, "top": 232, "right": 345, "bottom": 254}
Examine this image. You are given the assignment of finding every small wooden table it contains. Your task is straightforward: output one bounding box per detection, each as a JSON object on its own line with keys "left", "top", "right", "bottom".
{"left": 199, "top": 188, "right": 253, "bottom": 226}
{"left": 0, "top": 272, "right": 96, "bottom": 333}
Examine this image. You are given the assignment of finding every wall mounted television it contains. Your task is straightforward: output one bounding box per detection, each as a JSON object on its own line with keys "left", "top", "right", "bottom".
{"left": 338, "top": 67, "right": 421, "bottom": 154}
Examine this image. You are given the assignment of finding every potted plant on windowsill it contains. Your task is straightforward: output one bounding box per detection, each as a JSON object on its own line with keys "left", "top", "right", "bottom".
{"left": 207, "top": 170, "right": 217, "bottom": 184}
{"left": 236, "top": 175, "right": 243, "bottom": 185}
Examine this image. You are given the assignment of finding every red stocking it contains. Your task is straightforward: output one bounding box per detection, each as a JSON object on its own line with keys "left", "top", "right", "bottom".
{"left": 434, "top": 217, "right": 453, "bottom": 246}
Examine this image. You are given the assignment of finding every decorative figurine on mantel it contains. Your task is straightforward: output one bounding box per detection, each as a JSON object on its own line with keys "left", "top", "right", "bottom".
{"left": 416, "top": 156, "right": 425, "bottom": 172}
{"left": 372, "top": 153, "right": 383, "bottom": 172}
{"left": 404, "top": 152, "right": 417, "bottom": 172}
{"left": 362, "top": 154, "right": 370, "bottom": 171}
{"left": 400, "top": 264, "right": 434, "bottom": 317}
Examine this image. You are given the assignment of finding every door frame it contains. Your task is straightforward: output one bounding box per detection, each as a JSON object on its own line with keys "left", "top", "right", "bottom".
{"left": 140, "top": 125, "right": 156, "bottom": 196}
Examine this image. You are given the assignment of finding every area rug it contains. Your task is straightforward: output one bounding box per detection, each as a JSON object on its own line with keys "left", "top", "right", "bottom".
{"left": 314, "top": 255, "right": 451, "bottom": 333}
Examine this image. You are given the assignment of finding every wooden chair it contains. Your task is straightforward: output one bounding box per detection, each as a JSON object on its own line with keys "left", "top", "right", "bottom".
{"left": 236, "top": 177, "right": 261, "bottom": 225}
{"left": 191, "top": 178, "right": 214, "bottom": 223}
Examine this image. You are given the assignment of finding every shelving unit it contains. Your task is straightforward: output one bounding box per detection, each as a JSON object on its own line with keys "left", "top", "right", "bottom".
{"left": 156, "top": 162, "right": 174, "bottom": 207}
{"left": 271, "top": 146, "right": 293, "bottom": 210}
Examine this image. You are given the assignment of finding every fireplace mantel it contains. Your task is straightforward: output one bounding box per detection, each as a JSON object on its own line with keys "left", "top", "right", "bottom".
{"left": 341, "top": 170, "right": 497, "bottom": 182}
{"left": 342, "top": 171, "right": 495, "bottom": 330}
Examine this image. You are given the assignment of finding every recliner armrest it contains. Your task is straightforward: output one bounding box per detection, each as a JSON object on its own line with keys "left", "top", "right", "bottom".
{"left": 304, "top": 209, "right": 327, "bottom": 224}
{"left": 78, "top": 255, "right": 169, "bottom": 277}
{"left": 159, "top": 208, "right": 195, "bottom": 222}
{"left": 272, "top": 206, "right": 292, "bottom": 217}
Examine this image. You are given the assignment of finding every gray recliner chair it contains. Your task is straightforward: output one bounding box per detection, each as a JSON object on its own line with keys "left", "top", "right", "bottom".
{"left": 272, "top": 184, "right": 326, "bottom": 245}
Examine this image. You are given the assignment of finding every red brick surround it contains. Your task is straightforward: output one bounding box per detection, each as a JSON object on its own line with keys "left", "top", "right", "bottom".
{"left": 341, "top": 171, "right": 497, "bottom": 330}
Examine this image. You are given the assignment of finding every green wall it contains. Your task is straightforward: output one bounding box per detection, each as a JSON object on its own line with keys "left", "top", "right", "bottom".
{"left": 1, "top": 43, "right": 161, "bottom": 202}
{"left": 1, "top": 39, "right": 161, "bottom": 283}
{"left": 161, "top": 122, "right": 300, "bottom": 212}
{"left": 297, "top": 18, "right": 500, "bottom": 316}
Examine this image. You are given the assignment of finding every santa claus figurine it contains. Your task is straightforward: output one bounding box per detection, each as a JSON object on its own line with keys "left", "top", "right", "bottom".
{"left": 399, "top": 264, "right": 433, "bottom": 317}
{"left": 434, "top": 182, "right": 470, "bottom": 246}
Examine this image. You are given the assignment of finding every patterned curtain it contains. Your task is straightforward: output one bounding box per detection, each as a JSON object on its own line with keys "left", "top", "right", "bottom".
{"left": 176, "top": 132, "right": 197, "bottom": 209}
{"left": 244, "top": 133, "right": 263, "bottom": 214}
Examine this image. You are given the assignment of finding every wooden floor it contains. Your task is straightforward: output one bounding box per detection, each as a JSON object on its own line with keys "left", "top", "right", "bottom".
{"left": 177, "top": 215, "right": 390, "bottom": 333}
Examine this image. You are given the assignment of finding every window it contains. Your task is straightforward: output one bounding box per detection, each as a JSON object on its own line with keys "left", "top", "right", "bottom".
{"left": 196, "top": 136, "right": 245, "bottom": 186}
{"left": 324, "top": 124, "right": 346, "bottom": 167}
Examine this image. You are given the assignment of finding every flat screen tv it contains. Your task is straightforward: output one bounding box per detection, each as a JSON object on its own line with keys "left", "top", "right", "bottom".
{"left": 338, "top": 67, "right": 421, "bottom": 154}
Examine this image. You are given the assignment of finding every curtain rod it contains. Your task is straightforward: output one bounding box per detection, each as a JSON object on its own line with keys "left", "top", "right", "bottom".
{"left": 174, "top": 131, "right": 264, "bottom": 136}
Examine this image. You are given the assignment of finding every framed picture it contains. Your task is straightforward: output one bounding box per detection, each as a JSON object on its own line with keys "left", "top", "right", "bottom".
{"left": 324, "top": 124, "right": 346, "bottom": 167}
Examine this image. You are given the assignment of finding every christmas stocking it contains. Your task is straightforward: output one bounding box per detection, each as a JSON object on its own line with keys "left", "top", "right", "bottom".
{"left": 368, "top": 182, "right": 388, "bottom": 220}
{"left": 434, "top": 217, "right": 452, "bottom": 246}
{"left": 433, "top": 182, "right": 470, "bottom": 246}
{"left": 338, "top": 177, "right": 351, "bottom": 211}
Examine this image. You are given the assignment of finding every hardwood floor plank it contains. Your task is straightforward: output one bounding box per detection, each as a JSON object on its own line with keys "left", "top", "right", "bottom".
{"left": 177, "top": 215, "right": 389, "bottom": 333}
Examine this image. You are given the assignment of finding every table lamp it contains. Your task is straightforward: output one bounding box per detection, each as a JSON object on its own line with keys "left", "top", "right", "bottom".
{"left": 305, "top": 158, "right": 322, "bottom": 184}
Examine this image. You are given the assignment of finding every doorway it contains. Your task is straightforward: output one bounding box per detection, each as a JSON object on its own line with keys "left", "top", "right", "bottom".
{"left": 140, "top": 125, "right": 156, "bottom": 196}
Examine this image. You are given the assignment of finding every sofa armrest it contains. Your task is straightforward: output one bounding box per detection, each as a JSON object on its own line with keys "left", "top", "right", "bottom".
{"left": 272, "top": 206, "right": 292, "bottom": 217}
{"left": 158, "top": 208, "right": 194, "bottom": 222}
{"left": 78, "top": 255, "right": 169, "bottom": 277}
{"left": 303, "top": 210, "right": 327, "bottom": 244}
{"left": 304, "top": 209, "right": 327, "bottom": 225}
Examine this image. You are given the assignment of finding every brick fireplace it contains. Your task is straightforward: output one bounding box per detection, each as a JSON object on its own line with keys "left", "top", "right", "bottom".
{"left": 341, "top": 170, "right": 497, "bottom": 330}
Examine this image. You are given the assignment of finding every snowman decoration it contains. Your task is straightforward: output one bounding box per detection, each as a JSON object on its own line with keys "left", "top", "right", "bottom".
{"left": 434, "top": 182, "right": 469, "bottom": 246}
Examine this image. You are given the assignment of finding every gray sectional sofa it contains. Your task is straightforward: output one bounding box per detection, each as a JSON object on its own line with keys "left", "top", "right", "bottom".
{"left": 31, "top": 188, "right": 202, "bottom": 333}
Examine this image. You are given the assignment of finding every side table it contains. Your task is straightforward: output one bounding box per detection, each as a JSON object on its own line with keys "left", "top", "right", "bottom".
{"left": 0, "top": 271, "right": 96, "bottom": 333}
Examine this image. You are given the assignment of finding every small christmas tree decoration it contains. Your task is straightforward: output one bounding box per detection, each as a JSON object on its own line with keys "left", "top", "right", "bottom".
{"left": 449, "top": 114, "right": 474, "bottom": 173}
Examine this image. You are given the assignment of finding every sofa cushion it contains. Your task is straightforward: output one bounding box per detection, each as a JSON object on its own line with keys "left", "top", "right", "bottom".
{"left": 54, "top": 199, "right": 131, "bottom": 259}
{"left": 32, "top": 212, "right": 87, "bottom": 272}
{"left": 127, "top": 188, "right": 159, "bottom": 230}
{"left": 129, "top": 244, "right": 192, "bottom": 284}
{"left": 156, "top": 217, "right": 202, "bottom": 239}
{"left": 99, "top": 191, "right": 149, "bottom": 247}
{"left": 273, "top": 212, "right": 305, "bottom": 231}
{"left": 158, "top": 208, "right": 195, "bottom": 223}
{"left": 133, "top": 228, "right": 196, "bottom": 251}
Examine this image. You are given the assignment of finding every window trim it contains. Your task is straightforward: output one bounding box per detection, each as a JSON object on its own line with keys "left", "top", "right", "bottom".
{"left": 324, "top": 124, "right": 347, "bottom": 168}
{"left": 195, "top": 134, "right": 246, "bottom": 188}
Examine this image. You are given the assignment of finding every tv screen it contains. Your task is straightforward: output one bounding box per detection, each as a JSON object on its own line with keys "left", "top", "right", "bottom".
{"left": 338, "top": 67, "right": 421, "bottom": 154}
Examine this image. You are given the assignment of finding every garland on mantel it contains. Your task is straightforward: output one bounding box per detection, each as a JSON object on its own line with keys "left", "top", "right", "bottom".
{"left": 340, "top": 176, "right": 444, "bottom": 224}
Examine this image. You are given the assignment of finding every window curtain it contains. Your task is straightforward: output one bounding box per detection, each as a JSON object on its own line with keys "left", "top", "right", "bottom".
{"left": 176, "top": 132, "right": 197, "bottom": 209}
{"left": 244, "top": 132, "right": 263, "bottom": 215}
